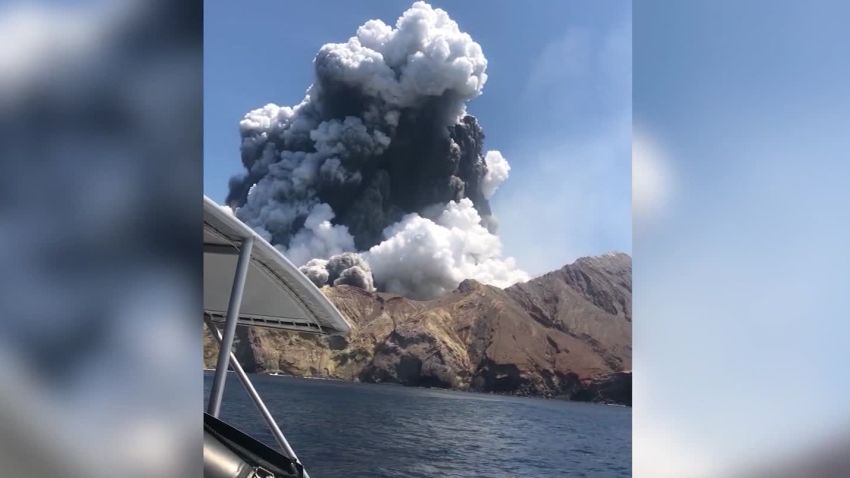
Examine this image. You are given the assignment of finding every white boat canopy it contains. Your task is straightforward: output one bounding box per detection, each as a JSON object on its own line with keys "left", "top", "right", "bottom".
{"left": 203, "top": 196, "right": 351, "bottom": 336}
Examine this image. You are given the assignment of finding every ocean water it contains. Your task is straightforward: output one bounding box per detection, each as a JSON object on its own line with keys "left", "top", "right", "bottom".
{"left": 204, "top": 373, "right": 630, "bottom": 478}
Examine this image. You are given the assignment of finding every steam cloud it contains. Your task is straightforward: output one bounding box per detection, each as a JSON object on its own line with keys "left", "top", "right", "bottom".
{"left": 230, "top": 1, "right": 528, "bottom": 299}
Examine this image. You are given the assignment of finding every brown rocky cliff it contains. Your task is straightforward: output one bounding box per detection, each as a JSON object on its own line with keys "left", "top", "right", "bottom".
{"left": 204, "top": 253, "right": 632, "bottom": 404}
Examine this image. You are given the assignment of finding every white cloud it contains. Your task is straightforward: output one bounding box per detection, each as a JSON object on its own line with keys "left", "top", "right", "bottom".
{"left": 367, "top": 198, "right": 528, "bottom": 299}
{"left": 0, "top": 3, "right": 101, "bottom": 102}
{"left": 632, "top": 129, "right": 674, "bottom": 224}
{"left": 481, "top": 150, "right": 510, "bottom": 199}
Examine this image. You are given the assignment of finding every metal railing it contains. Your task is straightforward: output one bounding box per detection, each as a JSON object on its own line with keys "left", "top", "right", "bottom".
{"left": 205, "top": 236, "right": 310, "bottom": 477}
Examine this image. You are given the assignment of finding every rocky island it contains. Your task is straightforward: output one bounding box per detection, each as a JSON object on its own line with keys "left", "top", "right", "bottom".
{"left": 204, "top": 252, "right": 632, "bottom": 405}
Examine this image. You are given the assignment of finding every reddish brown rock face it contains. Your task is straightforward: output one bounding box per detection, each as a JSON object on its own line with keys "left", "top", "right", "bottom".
{"left": 204, "top": 253, "right": 632, "bottom": 404}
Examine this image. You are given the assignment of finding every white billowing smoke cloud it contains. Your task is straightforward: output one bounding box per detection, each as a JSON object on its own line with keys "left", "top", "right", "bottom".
{"left": 231, "top": 2, "right": 527, "bottom": 299}
{"left": 319, "top": 3, "right": 487, "bottom": 115}
{"left": 366, "top": 199, "right": 529, "bottom": 300}
{"left": 283, "top": 203, "right": 356, "bottom": 267}
{"left": 481, "top": 150, "right": 510, "bottom": 199}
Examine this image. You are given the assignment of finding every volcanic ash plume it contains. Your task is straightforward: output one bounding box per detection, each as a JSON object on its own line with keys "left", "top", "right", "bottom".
{"left": 229, "top": 1, "right": 528, "bottom": 299}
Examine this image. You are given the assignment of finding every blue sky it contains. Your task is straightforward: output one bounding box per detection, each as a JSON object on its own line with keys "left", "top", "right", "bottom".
{"left": 204, "top": 0, "right": 631, "bottom": 276}
{"left": 633, "top": 1, "right": 850, "bottom": 475}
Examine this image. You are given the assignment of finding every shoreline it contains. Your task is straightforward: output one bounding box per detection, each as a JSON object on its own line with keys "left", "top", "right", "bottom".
{"left": 203, "top": 369, "right": 631, "bottom": 407}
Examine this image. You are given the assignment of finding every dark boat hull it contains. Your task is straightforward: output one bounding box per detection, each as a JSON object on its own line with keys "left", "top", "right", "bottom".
{"left": 204, "top": 413, "right": 303, "bottom": 478}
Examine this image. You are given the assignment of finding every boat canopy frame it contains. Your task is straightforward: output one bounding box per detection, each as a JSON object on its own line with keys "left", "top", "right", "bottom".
{"left": 203, "top": 196, "right": 351, "bottom": 478}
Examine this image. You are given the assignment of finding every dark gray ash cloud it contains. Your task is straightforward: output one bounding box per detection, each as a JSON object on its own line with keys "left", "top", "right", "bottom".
{"left": 228, "top": 1, "right": 526, "bottom": 299}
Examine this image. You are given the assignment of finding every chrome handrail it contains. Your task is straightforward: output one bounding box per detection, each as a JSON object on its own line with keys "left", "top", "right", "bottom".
{"left": 204, "top": 234, "right": 311, "bottom": 477}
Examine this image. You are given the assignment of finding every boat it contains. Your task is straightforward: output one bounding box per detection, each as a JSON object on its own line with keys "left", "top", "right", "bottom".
{"left": 203, "top": 196, "right": 352, "bottom": 478}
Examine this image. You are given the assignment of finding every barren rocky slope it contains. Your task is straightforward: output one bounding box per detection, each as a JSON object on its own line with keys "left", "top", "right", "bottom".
{"left": 204, "top": 252, "right": 632, "bottom": 404}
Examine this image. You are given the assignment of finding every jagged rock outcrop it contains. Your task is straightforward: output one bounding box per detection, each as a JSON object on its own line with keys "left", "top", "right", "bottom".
{"left": 204, "top": 253, "right": 632, "bottom": 404}
{"left": 575, "top": 371, "right": 632, "bottom": 406}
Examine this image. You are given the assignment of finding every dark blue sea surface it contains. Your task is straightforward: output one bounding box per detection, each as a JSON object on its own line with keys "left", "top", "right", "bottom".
{"left": 204, "top": 373, "right": 630, "bottom": 478}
